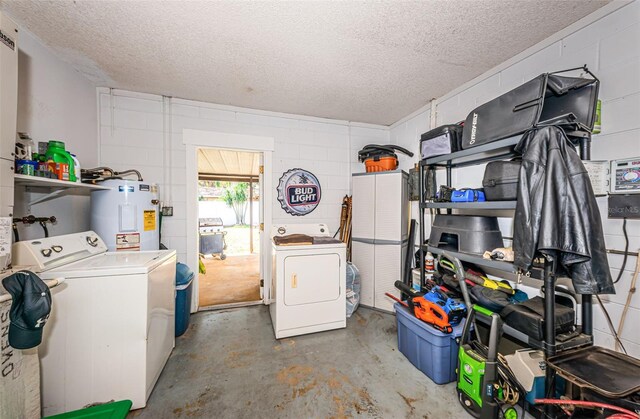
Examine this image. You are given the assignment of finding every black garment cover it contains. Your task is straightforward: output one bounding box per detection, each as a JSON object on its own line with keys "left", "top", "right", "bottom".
{"left": 513, "top": 126, "right": 614, "bottom": 294}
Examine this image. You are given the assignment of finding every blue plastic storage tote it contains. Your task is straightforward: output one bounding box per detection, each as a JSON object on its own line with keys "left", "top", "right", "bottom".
{"left": 395, "top": 302, "right": 466, "bottom": 384}
{"left": 175, "top": 263, "right": 194, "bottom": 337}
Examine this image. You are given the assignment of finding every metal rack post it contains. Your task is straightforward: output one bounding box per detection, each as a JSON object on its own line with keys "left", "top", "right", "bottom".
{"left": 543, "top": 258, "right": 557, "bottom": 417}
{"left": 419, "top": 163, "right": 426, "bottom": 289}
{"left": 579, "top": 134, "right": 593, "bottom": 336}
{"left": 445, "top": 164, "right": 452, "bottom": 215}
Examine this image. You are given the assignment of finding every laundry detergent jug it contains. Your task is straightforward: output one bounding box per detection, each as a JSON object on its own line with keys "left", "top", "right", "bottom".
{"left": 45, "top": 140, "right": 75, "bottom": 181}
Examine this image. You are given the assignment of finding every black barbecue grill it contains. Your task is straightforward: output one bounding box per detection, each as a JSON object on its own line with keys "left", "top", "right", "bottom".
{"left": 199, "top": 218, "right": 227, "bottom": 260}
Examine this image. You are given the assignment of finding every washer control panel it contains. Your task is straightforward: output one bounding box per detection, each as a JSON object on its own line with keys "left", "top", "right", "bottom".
{"left": 12, "top": 231, "right": 107, "bottom": 272}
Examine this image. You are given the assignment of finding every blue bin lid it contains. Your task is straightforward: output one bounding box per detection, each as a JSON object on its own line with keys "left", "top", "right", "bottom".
{"left": 176, "top": 263, "right": 195, "bottom": 286}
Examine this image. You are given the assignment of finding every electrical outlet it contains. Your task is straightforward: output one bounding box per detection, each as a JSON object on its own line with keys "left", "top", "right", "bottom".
{"left": 162, "top": 206, "right": 174, "bottom": 217}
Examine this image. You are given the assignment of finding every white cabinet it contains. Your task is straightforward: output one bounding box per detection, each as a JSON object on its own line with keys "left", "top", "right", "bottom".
{"left": 0, "top": 12, "right": 17, "bottom": 218}
{"left": 374, "top": 242, "right": 408, "bottom": 312}
{"left": 352, "top": 171, "right": 409, "bottom": 312}
{"left": 0, "top": 157, "right": 13, "bottom": 216}
{"left": 352, "top": 240, "right": 374, "bottom": 306}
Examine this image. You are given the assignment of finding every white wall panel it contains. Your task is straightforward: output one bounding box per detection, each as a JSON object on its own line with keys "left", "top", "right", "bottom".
{"left": 12, "top": 28, "right": 99, "bottom": 240}
{"left": 99, "top": 89, "right": 389, "bottom": 266}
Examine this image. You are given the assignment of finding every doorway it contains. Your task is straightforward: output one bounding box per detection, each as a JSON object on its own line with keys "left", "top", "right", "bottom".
{"left": 196, "top": 148, "right": 262, "bottom": 309}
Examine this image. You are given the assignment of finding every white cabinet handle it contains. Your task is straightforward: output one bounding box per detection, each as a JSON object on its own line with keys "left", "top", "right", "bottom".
{"left": 291, "top": 273, "right": 297, "bottom": 288}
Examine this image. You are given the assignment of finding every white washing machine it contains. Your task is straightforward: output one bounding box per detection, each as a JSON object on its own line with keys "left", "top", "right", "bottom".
{"left": 270, "top": 224, "right": 346, "bottom": 339}
{"left": 12, "top": 231, "right": 176, "bottom": 415}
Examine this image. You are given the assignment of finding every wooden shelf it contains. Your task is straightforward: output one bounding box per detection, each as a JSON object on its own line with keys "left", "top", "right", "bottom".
{"left": 14, "top": 174, "right": 110, "bottom": 205}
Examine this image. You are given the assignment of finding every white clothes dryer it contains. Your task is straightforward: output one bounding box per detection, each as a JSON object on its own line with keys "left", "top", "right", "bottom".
{"left": 270, "top": 224, "right": 346, "bottom": 339}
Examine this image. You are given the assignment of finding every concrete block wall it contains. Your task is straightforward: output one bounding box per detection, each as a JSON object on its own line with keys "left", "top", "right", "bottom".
{"left": 390, "top": 108, "right": 431, "bottom": 243}
{"left": 13, "top": 27, "right": 99, "bottom": 240}
{"left": 98, "top": 89, "right": 389, "bottom": 264}
{"left": 392, "top": 1, "right": 640, "bottom": 356}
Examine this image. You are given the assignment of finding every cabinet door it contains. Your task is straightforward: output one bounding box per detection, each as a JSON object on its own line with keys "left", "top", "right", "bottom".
{"left": 0, "top": 158, "right": 13, "bottom": 217}
{"left": 0, "top": 15, "right": 17, "bottom": 162}
{"left": 374, "top": 173, "right": 407, "bottom": 242}
{"left": 373, "top": 242, "right": 406, "bottom": 312}
{"left": 352, "top": 240, "right": 374, "bottom": 307}
{"left": 351, "top": 175, "right": 375, "bottom": 240}
{"left": 284, "top": 254, "right": 340, "bottom": 306}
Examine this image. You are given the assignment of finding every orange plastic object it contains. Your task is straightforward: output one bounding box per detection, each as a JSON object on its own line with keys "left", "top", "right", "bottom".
{"left": 364, "top": 156, "right": 398, "bottom": 172}
{"left": 412, "top": 297, "right": 453, "bottom": 334}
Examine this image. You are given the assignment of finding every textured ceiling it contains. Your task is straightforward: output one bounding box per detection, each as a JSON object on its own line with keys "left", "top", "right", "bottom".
{"left": 3, "top": 0, "right": 611, "bottom": 125}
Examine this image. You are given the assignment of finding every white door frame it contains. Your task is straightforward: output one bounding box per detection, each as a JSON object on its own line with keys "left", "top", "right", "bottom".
{"left": 184, "top": 129, "right": 274, "bottom": 312}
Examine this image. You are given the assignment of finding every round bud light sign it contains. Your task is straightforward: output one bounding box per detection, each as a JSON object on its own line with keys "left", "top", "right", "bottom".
{"left": 277, "top": 168, "right": 321, "bottom": 216}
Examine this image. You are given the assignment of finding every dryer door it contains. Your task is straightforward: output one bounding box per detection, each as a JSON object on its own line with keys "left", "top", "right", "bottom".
{"left": 284, "top": 253, "right": 340, "bottom": 306}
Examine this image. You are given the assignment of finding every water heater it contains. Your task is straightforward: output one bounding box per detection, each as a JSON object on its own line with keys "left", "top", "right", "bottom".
{"left": 90, "top": 179, "right": 160, "bottom": 251}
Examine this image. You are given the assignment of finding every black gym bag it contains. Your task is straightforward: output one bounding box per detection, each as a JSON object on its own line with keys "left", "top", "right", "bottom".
{"left": 461, "top": 66, "right": 599, "bottom": 149}
{"left": 420, "top": 124, "right": 463, "bottom": 160}
{"left": 500, "top": 296, "right": 575, "bottom": 342}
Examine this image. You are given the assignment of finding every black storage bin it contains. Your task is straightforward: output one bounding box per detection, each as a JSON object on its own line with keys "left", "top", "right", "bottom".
{"left": 482, "top": 160, "right": 521, "bottom": 201}
{"left": 461, "top": 66, "right": 599, "bottom": 149}
{"left": 420, "top": 125, "right": 463, "bottom": 160}
{"left": 500, "top": 296, "right": 575, "bottom": 342}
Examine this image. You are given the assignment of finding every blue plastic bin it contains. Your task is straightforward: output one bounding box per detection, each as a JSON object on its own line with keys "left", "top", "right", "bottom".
{"left": 175, "top": 263, "right": 195, "bottom": 337}
{"left": 395, "top": 302, "right": 466, "bottom": 384}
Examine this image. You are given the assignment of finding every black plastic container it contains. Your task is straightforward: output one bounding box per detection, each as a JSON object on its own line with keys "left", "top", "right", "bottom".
{"left": 482, "top": 160, "right": 521, "bottom": 201}
{"left": 429, "top": 215, "right": 504, "bottom": 255}
{"left": 420, "top": 125, "right": 463, "bottom": 160}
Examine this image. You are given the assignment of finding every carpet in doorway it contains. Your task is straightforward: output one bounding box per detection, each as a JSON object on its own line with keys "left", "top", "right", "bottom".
{"left": 199, "top": 254, "right": 260, "bottom": 307}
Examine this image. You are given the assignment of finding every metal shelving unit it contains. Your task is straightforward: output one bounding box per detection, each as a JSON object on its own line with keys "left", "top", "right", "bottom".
{"left": 421, "top": 201, "right": 517, "bottom": 210}
{"left": 422, "top": 245, "right": 542, "bottom": 279}
{"left": 418, "top": 133, "right": 594, "bottom": 409}
{"left": 421, "top": 135, "right": 522, "bottom": 167}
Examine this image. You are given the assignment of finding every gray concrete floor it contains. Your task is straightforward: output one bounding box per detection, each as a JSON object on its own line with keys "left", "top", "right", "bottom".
{"left": 130, "top": 305, "right": 473, "bottom": 418}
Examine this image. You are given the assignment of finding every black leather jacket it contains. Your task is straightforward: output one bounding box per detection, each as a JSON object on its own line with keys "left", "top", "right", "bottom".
{"left": 513, "top": 126, "right": 615, "bottom": 295}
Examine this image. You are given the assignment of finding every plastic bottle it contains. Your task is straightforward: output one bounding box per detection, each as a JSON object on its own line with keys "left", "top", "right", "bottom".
{"left": 71, "top": 154, "right": 81, "bottom": 183}
{"left": 45, "top": 140, "right": 75, "bottom": 181}
{"left": 15, "top": 133, "right": 35, "bottom": 160}
{"left": 425, "top": 252, "right": 435, "bottom": 271}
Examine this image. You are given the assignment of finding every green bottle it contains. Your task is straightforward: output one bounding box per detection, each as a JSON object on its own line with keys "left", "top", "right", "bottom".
{"left": 45, "top": 140, "right": 76, "bottom": 181}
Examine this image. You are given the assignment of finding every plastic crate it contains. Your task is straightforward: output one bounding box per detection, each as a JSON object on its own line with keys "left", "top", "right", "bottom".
{"left": 43, "top": 400, "right": 132, "bottom": 419}
{"left": 395, "top": 302, "right": 466, "bottom": 384}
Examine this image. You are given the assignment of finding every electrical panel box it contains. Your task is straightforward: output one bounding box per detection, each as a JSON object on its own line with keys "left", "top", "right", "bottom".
{"left": 610, "top": 157, "right": 640, "bottom": 194}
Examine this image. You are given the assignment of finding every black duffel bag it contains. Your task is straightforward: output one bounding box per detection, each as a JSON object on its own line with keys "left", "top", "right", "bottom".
{"left": 420, "top": 124, "right": 463, "bottom": 160}
{"left": 482, "top": 160, "right": 521, "bottom": 201}
{"left": 500, "top": 296, "right": 575, "bottom": 342}
{"left": 461, "top": 66, "right": 599, "bottom": 149}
